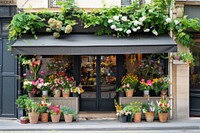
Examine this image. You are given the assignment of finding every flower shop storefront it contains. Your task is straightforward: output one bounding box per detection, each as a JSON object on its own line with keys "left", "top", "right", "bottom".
{"left": 12, "top": 33, "right": 177, "bottom": 115}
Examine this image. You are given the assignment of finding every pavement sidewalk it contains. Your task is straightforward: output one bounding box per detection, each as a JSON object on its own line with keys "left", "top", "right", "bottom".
{"left": 0, "top": 118, "right": 200, "bottom": 131}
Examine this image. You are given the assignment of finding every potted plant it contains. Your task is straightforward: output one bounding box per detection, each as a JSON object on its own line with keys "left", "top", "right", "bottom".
{"left": 49, "top": 105, "right": 61, "bottom": 123}
{"left": 38, "top": 97, "right": 51, "bottom": 123}
{"left": 116, "top": 109, "right": 130, "bottom": 123}
{"left": 15, "top": 95, "right": 30, "bottom": 124}
{"left": 49, "top": 74, "right": 63, "bottom": 97}
{"left": 61, "top": 76, "right": 75, "bottom": 98}
{"left": 114, "top": 99, "right": 123, "bottom": 113}
{"left": 121, "top": 74, "right": 138, "bottom": 98}
{"left": 23, "top": 79, "right": 36, "bottom": 97}
{"left": 156, "top": 97, "right": 171, "bottom": 123}
{"left": 138, "top": 79, "right": 154, "bottom": 97}
{"left": 25, "top": 98, "right": 40, "bottom": 124}
{"left": 142, "top": 100, "right": 156, "bottom": 122}
{"left": 36, "top": 78, "right": 50, "bottom": 96}
{"left": 61, "top": 106, "right": 77, "bottom": 123}
{"left": 70, "top": 85, "right": 84, "bottom": 97}
{"left": 153, "top": 76, "right": 170, "bottom": 97}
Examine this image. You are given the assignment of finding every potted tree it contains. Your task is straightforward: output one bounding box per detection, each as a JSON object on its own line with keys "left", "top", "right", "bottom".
{"left": 25, "top": 98, "right": 40, "bottom": 124}
{"left": 15, "top": 95, "right": 30, "bottom": 124}
{"left": 49, "top": 105, "right": 61, "bottom": 123}
{"left": 142, "top": 100, "right": 156, "bottom": 122}
{"left": 61, "top": 106, "right": 77, "bottom": 123}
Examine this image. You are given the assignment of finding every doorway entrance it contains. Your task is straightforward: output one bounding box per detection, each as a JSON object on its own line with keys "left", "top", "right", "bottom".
{"left": 80, "top": 55, "right": 117, "bottom": 111}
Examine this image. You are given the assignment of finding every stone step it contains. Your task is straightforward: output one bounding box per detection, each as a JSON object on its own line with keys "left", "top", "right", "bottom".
{"left": 78, "top": 111, "right": 117, "bottom": 120}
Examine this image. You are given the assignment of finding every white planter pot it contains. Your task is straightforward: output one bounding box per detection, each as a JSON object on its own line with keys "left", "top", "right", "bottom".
{"left": 42, "top": 90, "right": 48, "bottom": 96}
{"left": 144, "top": 90, "right": 149, "bottom": 96}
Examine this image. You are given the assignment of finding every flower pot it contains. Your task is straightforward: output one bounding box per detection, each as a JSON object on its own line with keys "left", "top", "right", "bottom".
{"left": 41, "top": 113, "right": 49, "bottom": 123}
{"left": 28, "top": 92, "right": 35, "bottom": 97}
{"left": 54, "top": 90, "right": 61, "bottom": 97}
{"left": 158, "top": 112, "right": 168, "bottom": 123}
{"left": 42, "top": 90, "right": 48, "bottom": 96}
{"left": 28, "top": 112, "right": 39, "bottom": 124}
{"left": 133, "top": 112, "right": 142, "bottom": 123}
{"left": 64, "top": 114, "right": 73, "bottom": 123}
{"left": 160, "top": 90, "right": 168, "bottom": 97}
{"left": 145, "top": 112, "right": 154, "bottom": 122}
{"left": 72, "top": 93, "right": 79, "bottom": 97}
{"left": 119, "top": 92, "right": 125, "bottom": 97}
{"left": 119, "top": 115, "right": 127, "bottom": 123}
{"left": 125, "top": 89, "right": 134, "bottom": 98}
{"left": 50, "top": 114, "right": 61, "bottom": 123}
{"left": 20, "top": 117, "right": 29, "bottom": 124}
{"left": 62, "top": 90, "right": 70, "bottom": 98}
{"left": 143, "top": 90, "right": 150, "bottom": 97}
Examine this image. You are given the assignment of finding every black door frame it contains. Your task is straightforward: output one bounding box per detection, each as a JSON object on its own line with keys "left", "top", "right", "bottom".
{"left": 77, "top": 55, "right": 124, "bottom": 111}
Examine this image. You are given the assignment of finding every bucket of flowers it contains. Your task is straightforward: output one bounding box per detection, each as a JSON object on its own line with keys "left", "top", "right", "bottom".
{"left": 70, "top": 85, "right": 84, "bottom": 97}
{"left": 23, "top": 79, "right": 37, "bottom": 97}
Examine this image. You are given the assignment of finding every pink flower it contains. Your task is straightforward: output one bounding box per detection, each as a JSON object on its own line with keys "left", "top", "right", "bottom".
{"left": 40, "top": 71, "right": 45, "bottom": 75}
{"left": 29, "top": 71, "right": 33, "bottom": 74}
{"left": 126, "top": 83, "right": 130, "bottom": 88}
{"left": 31, "top": 80, "right": 36, "bottom": 86}
{"left": 23, "top": 73, "right": 27, "bottom": 77}
{"left": 147, "top": 80, "right": 152, "bottom": 86}
{"left": 141, "top": 79, "right": 145, "bottom": 82}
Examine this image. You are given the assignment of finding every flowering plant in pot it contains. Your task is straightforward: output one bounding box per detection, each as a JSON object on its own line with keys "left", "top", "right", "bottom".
{"left": 127, "top": 102, "right": 143, "bottom": 123}
{"left": 121, "top": 74, "right": 138, "bottom": 97}
{"left": 138, "top": 79, "right": 154, "bottom": 97}
{"left": 153, "top": 76, "right": 171, "bottom": 96}
{"left": 142, "top": 100, "right": 156, "bottom": 122}
{"left": 23, "top": 79, "right": 37, "bottom": 97}
{"left": 70, "top": 85, "right": 84, "bottom": 97}
{"left": 114, "top": 99, "right": 124, "bottom": 113}
{"left": 49, "top": 105, "right": 62, "bottom": 123}
{"left": 49, "top": 74, "right": 65, "bottom": 97}
{"left": 61, "top": 106, "right": 77, "bottom": 123}
{"left": 36, "top": 78, "right": 50, "bottom": 96}
{"left": 61, "top": 76, "right": 75, "bottom": 97}
{"left": 38, "top": 97, "right": 51, "bottom": 123}
{"left": 116, "top": 109, "right": 130, "bottom": 123}
{"left": 156, "top": 98, "right": 171, "bottom": 123}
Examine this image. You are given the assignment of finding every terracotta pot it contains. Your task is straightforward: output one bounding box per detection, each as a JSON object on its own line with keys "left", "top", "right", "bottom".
{"left": 28, "top": 112, "right": 39, "bottom": 124}
{"left": 42, "top": 90, "right": 48, "bottom": 96}
{"left": 125, "top": 89, "right": 134, "bottom": 98}
{"left": 41, "top": 113, "right": 49, "bottom": 123}
{"left": 54, "top": 90, "right": 61, "bottom": 97}
{"left": 64, "top": 114, "right": 73, "bottom": 123}
{"left": 28, "top": 92, "right": 35, "bottom": 97}
{"left": 158, "top": 112, "right": 168, "bottom": 123}
{"left": 145, "top": 112, "right": 154, "bottom": 122}
{"left": 160, "top": 90, "right": 168, "bottom": 97}
{"left": 133, "top": 112, "right": 142, "bottom": 123}
{"left": 62, "top": 90, "right": 70, "bottom": 98}
{"left": 50, "top": 114, "right": 60, "bottom": 123}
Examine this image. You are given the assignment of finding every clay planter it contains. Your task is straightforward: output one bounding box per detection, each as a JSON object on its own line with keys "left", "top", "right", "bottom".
{"left": 41, "top": 113, "right": 49, "bottom": 123}
{"left": 54, "top": 90, "right": 61, "bottom": 97}
{"left": 20, "top": 117, "right": 29, "bottom": 124}
{"left": 62, "top": 90, "right": 70, "bottom": 98}
{"left": 125, "top": 89, "right": 134, "bottom": 98}
{"left": 133, "top": 112, "right": 142, "bottom": 123}
{"left": 50, "top": 114, "right": 61, "bottom": 123}
{"left": 145, "top": 112, "right": 155, "bottom": 122}
{"left": 158, "top": 113, "right": 168, "bottom": 123}
{"left": 160, "top": 90, "right": 168, "bottom": 97}
{"left": 28, "top": 112, "right": 39, "bottom": 124}
{"left": 64, "top": 114, "right": 73, "bottom": 123}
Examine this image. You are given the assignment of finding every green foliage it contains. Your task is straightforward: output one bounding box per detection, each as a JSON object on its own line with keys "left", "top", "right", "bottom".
{"left": 61, "top": 106, "right": 77, "bottom": 118}
{"left": 15, "top": 95, "right": 29, "bottom": 110}
{"left": 38, "top": 106, "right": 48, "bottom": 113}
{"left": 25, "top": 98, "right": 40, "bottom": 113}
{"left": 8, "top": 13, "right": 46, "bottom": 41}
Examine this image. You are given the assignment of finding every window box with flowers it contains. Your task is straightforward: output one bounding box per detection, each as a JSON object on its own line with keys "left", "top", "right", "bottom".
{"left": 119, "top": 74, "right": 138, "bottom": 98}
{"left": 172, "top": 52, "right": 194, "bottom": 65}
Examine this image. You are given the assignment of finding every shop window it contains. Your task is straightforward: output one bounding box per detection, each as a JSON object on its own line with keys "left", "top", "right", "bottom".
{"left": 190, "top": 44, "right": 200, "bottom": 89}
{"left": 124, "top": 54, "right": 168, "bottom": 96}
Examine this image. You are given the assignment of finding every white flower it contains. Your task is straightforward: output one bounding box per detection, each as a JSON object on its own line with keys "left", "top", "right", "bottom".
{"left": 144, "top": 28, "right": 150, "bottom": 32}
{"left": 111, "top": 25, "right": 116, "bottom": 29}
{"left": 133, "top": 20, "right": 140, "bottom": 26}
{"left": 108, "top": 19, "right": 113, "bottom": 23}
{"left": 132, "top": 28, "right": 137, "bottom": 32}
{"left": 113, "top": 16, "right": 119, "bottom": 21}
{"left": 126, "top": 83, "right": 130, "bottom": 88}
{"left": 122, "top": 16, "right": 127, "bottom": 22}
{"left": 166, "top": 18, "right": 172, "bottom": 23}
{"left": 139, "top": 16, "right": 146, "bottom": 22}
{"left": 126, "top": 29, "right": 131, "bottom": 34}
{"left": 174, "top": 20, "right": 180, "bottom": 25}
{"left": 149, "top": 10, "right": 153, "bottom": 13}
{"left": 118, "top": 28, "right": 123, "bottom": 31}
{"left": 137, "top": 26, "right": 141, "bottom": 30}
{"left": 152, "top": 29, "right": 158, "bottom": 36}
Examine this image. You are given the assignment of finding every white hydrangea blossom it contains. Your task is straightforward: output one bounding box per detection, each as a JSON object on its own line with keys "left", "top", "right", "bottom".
{"left": 174, "top": 20, "right": 180, "bottom": 25}
{"left": 137, "top": 26, "right": 141, "bottom": 30}
{"left": 139, "top": 16, "right": 146, "bottom": 22}
{"left": 144, "top": 29, "right": 150, "bottom": 32}
{"left": 118, "top": 28, "right": 123, "bottom": 31}
{"left": 113, "top": 16, "right": 120, "bottom": 21}
{"left": 126, "top": 30, "right": 131, "bottom": 34}
{"left": 132, "top": 28, "right": 137, "bottom": 32}
{"left": 166, "top": 18, "right": 172, "bottom": 23}
{"left": 108, "top": 19, "right": 113, "bottom": 23}
{"left": 111, "top": 25, "right": 116, "bottom": 29}
{"left": 152, "top": 29, "right": 158, "bottom": 36}
{"left": 122, "top": 16, "right": 127, "bottom": 22}
{"left": 133, "top": 20, "right": 140, "bottom": 26}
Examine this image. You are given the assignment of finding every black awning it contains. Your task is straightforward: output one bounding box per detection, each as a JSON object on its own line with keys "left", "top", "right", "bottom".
{"left": 11, "top": 34, "right": 177, "bottom": 55}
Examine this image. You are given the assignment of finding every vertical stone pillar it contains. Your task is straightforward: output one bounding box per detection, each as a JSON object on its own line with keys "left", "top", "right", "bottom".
{"left": 172, "top": 62, "right": 189, "bottom": 119}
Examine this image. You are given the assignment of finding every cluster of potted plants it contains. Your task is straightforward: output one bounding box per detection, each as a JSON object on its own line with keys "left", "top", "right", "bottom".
{"left": 16, "top": 95, "right": 77, "bottom": 124}
{"left": 115, "top": 97, "right": 171, "bottom": 123}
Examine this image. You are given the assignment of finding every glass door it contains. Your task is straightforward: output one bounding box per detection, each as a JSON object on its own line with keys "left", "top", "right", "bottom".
{"left": 80, "top": 55, "right": 116, "bottom": 111}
